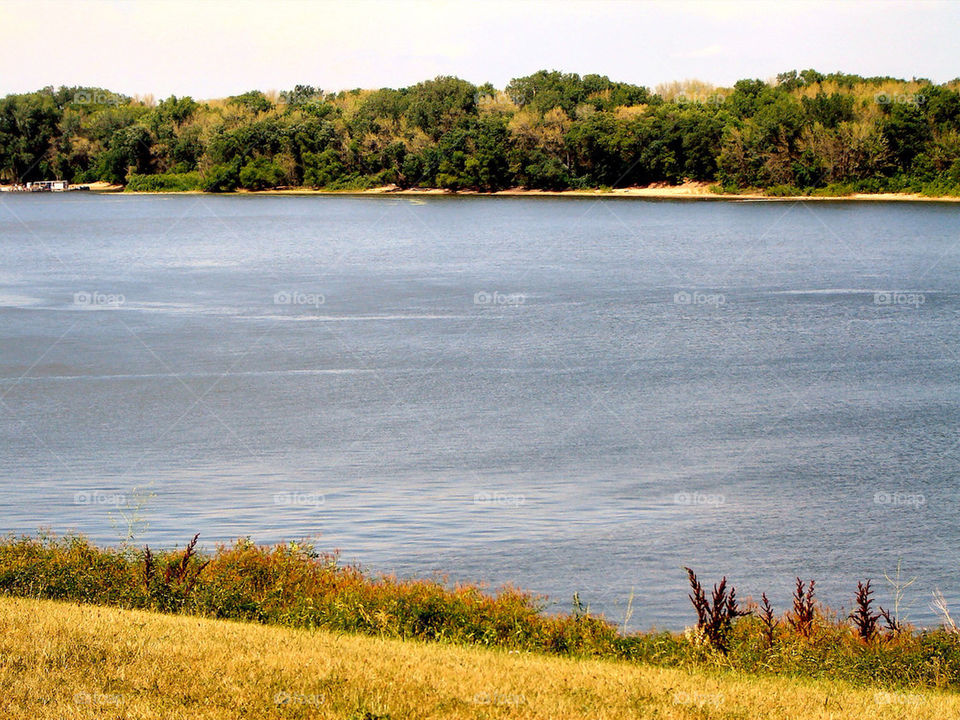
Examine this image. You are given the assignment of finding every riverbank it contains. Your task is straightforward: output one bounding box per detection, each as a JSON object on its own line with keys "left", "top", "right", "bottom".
{"left": 4, "top": 534, "right": 960, "bottom": 693}
{"left": 315, "top": 182, "right": 960, "bottom": 203}
{"left": 5, "top": 180, "right": 960, "bottom": 202}
{"left": 3, "top": 595, "right": 956, "bottom": 720}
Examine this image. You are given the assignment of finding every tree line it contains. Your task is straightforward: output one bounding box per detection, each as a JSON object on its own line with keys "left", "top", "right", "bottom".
{"left": 1, "top": 69, "right": 959, "bottom": 195}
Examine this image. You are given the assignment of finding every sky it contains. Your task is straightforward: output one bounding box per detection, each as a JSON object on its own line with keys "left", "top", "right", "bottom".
{"left": 0, "top": 0, "right": 957, "bottom": 99}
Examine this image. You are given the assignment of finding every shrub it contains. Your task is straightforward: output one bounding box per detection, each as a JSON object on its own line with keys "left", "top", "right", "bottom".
{"left": 303, "top": 149, "right": 344, "bottom": 188}
{"left": 321, "top": 173, "right": 382, "bottom": 191}
{"left": 764, "top": 184, "right": 802, "bottom": 197}
{"left": 238, "top": 157, "right": 286, "bottom": 190}
{"left": 125, "top": 171, "right": 202, "bottom": 192}
{"left": 201, "top": 163, "right": 240, "bottom": 192}
{"left": 0, "top": 534, "right": 617, "bottom": 657}
{"left": 812, "top": 182, "right": 857, "bottom": 196}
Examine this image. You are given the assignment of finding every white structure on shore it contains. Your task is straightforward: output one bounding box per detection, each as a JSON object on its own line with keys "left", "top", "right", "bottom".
{"left": 27, "top": 180, "right": 69, "bottom": 192}
{"left": 0, "top": 180, "right": 77, "bottom": 192}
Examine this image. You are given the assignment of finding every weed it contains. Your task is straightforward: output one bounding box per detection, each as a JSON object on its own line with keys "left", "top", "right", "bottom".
{"left": 850, "top": 580, "right": 881, "bottom": 643}
{"left": 760, "top": 593, "right": 777, "bottom": 647}
{"left": 683, "top": 567, "right": 749, "bottom": 654}
{"left": 789, "top": 578, "right": 816, "bottom": 638}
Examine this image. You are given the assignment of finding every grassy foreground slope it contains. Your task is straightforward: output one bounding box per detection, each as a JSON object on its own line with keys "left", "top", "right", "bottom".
{"left": 1, "top": 597, "right": 956, "bottom": 720}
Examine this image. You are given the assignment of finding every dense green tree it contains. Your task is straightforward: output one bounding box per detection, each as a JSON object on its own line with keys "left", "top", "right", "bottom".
{"left": 279, "top": 85, "right": 324, "bottom": 109}
{"left": 405, "top": 76, "right": 476, "bottom": 139}
{"left": 0, "top": 92, "right": 61, "bottom": 182}
{"left": 464, "top": 117, "right": 511, "bottom": 190}
{"left": 228, "top": 91, "right": 273, "bottom": 114}
{"left": 565, "top": 113, "right": 625, "bottom": 185}
{"left": 239, "top": 157, "right": 286, "bottom": 190}
{"left": 3, "top": 70, "right": 960, "bottom": 195}
{"left": 302, "top": 148, "right": 344, "bottom": 187}
{"left": 802, "top": 92, "right": 855, "bottom": 128}
{"left": 882, "top": 102, "right": 933, "bottom": 169}
{"left": 727, "top": 79, "right": 771, "bottom": 119}
{"left": 521, "top": 151, "right": 569, "bottom": 190}
{"left": 506, "top": 70, "right": 649, "bottom": 117}
{"left": 924, "top": 87, "right": 960, "bottom": 129}
{"left": 95, "top": 125, "right": 153, "bottom": 184}
{"left": 201, "top": 162, "right": 240, "bottom": 192}
{"left": 286, "top": 117, "right": 337, "bottom": 184}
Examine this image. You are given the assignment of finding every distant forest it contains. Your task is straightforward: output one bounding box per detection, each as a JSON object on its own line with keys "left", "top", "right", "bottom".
{"left": 2, "top": 69, "right": 960, "bottom": 195}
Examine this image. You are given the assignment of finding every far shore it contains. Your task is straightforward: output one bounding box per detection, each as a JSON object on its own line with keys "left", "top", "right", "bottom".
{"left": 4, "top": 180, "right": 960, "bottom": 202}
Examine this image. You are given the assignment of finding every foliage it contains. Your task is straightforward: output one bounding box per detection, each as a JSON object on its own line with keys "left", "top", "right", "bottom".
{"left": 850, "top": 580, "right": 884, "bottom": 643}
{"left": 125, "top": 171, "right": 201, "bottom": 192}
{"left": 238, "top": 156, "right": 287, "bottom": 190}
{"left": 200, "top": 162, "right": 240, "bottom": 192}
{"left": 2, "top": 72, "right": 960, "bottom": 194}
{"left": 790, "top": 578, "right": 817, "bottom": 638}
{"left": 760, "top": 593, "right": 777, "bottom": 646}
{"left": 683, "top": 567, "right": 749, "bottom": 654}
{"left": 6, "top": 535, "right": 960, "bottom": 691}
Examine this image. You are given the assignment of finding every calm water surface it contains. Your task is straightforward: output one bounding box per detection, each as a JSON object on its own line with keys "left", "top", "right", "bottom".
{"left": 2, "top": 193, "right": 959, "bottom": 628}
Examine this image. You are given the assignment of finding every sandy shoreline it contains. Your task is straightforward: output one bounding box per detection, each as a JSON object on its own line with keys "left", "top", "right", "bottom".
{"left": 230, "top": 182, "right": 960, "bottom": 203}
{"left": 3, "top": 180, "right": 959, "bottom": 202}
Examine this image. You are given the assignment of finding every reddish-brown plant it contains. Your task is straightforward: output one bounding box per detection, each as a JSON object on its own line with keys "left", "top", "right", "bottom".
{"left": 850, "top": 579, "right": 883, "bottom": 643}
{"left": 684, "top": 567, "right": 749, "bottom": 654}
{"left": 760, "top": 592, "right": 777, "bottom": 646}
{"left": 789, "top": 578, "right": 816, "bottom": 638}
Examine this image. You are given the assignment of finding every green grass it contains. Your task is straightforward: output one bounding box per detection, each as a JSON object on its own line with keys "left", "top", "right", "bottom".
{"left": 3, "top": 533, "right": 960, "bottom": 693}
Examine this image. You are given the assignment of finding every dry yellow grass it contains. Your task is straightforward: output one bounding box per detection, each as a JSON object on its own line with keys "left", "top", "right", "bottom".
{"left": 1, "top": 596, "right": 958, "bottom": 719}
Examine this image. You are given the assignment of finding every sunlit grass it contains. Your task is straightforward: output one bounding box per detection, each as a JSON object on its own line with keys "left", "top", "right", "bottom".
{"left": 4, "top": 533, "right": 960, "bottom": 693}
{"left": 4, "top": 595, "right": 960, "bottom": 720}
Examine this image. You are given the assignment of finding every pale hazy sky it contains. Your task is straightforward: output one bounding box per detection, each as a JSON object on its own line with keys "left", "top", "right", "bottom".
{"left": 0, "top": 0, "right": 957, "bottom": 99}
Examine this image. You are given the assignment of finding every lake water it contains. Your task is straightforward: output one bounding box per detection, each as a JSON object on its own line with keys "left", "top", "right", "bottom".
{"left": 2, "top": 193, "right": 959, "bottom": 628}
